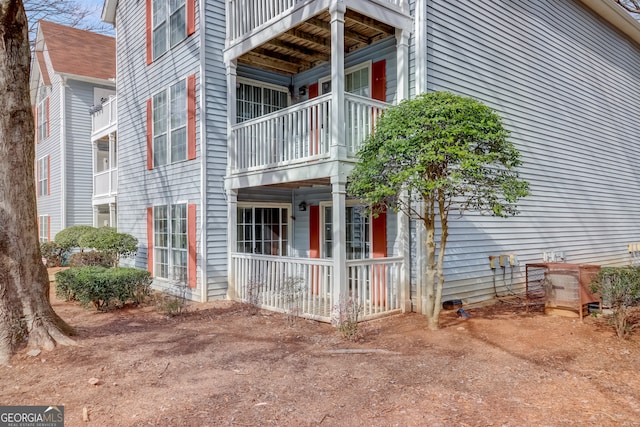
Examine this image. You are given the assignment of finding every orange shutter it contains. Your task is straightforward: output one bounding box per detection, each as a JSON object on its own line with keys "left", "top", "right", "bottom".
{"left": 372, "top": 60, "right": 386, "bottom": 102}
{"left": 187, "top": 0, "right": 196, "bottom": 36}
{"left": 372, "top": 207, "right": 387, "bottom": 258}
{"left": 187, "top": 74, "right": 196, "bottom": 160}
{"left": 187, "top": 204, "right": 197, "bottom": 288}
{"left": 147, "top": 207, "right": 154, "bottom": 276}
{"left": 145, "top": 0, "right": 152, "bottom": 64}
{"left": 308, "top": 83, "right": 319, "bottom": 155}
{"left": 47, "top": 156, "right": 50, "bottom": 195}
{"left": 309, "top": 205, "right": 320, "bottom": 294}
{"left": 146, "top": 99, "right": 153, "bottom": 170}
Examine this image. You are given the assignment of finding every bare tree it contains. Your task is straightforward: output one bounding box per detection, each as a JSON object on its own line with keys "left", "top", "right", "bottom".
{"left": 615, "top": 0, "right": 640, "bottom": 15}
{"left": 0, "top": 0, "right": 74, "bottom": 365}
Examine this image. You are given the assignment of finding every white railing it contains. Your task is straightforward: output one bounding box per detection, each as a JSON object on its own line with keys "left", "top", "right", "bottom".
{"left": 230, "top": 93, "right": 389, "bottom": 174}
{"left": 231, "top": 93, "right": 331, "bottom": 172}
{"left": 232, "top": 253, "right": 334, "bottom": 322}
{"left": 91, "top": 96, "right": 117, "bottom": 135}
{"left": 344, "top": 93, "right": 388, "bottom": 155}
{"left": 346, "top": 257, "right": 403, "bottom": 319}
{"left": 93, "top": 169, "right": 117, "bottom": 197}
{"left": 226, "top": 0, "right": 296, "bottom": 41}
{"left": 231, "top": 253, "right": 403, "bottom": 322}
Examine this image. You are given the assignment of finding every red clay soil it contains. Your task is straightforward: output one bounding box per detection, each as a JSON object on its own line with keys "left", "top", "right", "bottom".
{"left": 1, "top": 269, "right": 639, "bottom": 426}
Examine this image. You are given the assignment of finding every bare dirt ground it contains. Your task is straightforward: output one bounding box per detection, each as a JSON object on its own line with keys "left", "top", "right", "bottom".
{"left": 1, "top": 270, "right": 640, "bottom": 426}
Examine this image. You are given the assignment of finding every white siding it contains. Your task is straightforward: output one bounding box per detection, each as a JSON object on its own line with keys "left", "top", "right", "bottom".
{"left": 418, "top": 0, "right": 640, "bottom": 303}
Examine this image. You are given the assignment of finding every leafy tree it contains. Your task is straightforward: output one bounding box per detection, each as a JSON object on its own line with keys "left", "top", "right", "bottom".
{"left": 348, "top": 92, "right": 530, "bottom": 330}
{"left": 54, "top": 225, "right": 96, "bottom": 252}
{"left": 0, "top": 0, "right": 74, "bottom": 364}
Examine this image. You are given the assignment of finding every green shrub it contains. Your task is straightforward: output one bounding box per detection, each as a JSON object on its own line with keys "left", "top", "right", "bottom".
{"left": 68, "top": 251, "right": 114, "bottom": 268}
{"left": 40, "top": 241, "right": 69, "bottom": 267}
{"left": 55, "top": 267, "right": 152, "bottom": 311}
{"left": 78, "top": 227, "right": 138, "bottom": 267}
{"left": 591, "top": 267, "right": 640, "bottom": 338}
{"left": 54, "top": 225, "right": 97, "bottom": 251}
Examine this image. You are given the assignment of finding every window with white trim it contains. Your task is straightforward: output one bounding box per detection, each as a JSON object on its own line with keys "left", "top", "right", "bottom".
{"left": 153, "top": 79, "right": 187, "bottom": 166}
{"left": 37, "top": 156, "right": 48, "bottom": 196}
{"left": 319, "top": 61, "right": 371, "bottom": 96}
{"left": 321, "top": 204, "right": 370, "bottom": 260}
{"left": 39, "top": 215, "right": 49, "bottom": 242}
{"left": 237, "top": 205, "right": 289, "bottom": 256}
{"left": 152, "top": 0, "right": 187, "bottom": 60}
{"left": 236, "top": 79, "right": 289, "bottom": 123}
{"left": 37, "top": 86, "right": 49, "bottom": 141}
{"left": 154, "top": 203, "right": 188, "bottom": 282}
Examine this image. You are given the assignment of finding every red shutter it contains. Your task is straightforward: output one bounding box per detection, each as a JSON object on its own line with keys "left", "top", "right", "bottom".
{"left": 147, "top": 207, "right": 154, "bottom": 276}
{"left": 187, "top": 74, "right": 196, "bottom": 160}
{"left": 308, "top": 83, "right": 318, "bottom": 99}
{"left": 372, "top": 207, "right": 387, "bottom": 258}
{"left": 47, "top": 216, "right": 51, "bottom": 242}
{"left": 34, "top": 106, "right": 38, "bottom": 144}
{"left": 309, "top": 205, "right": 320, "bottom": 258}
{"left": 372, "top": 60, "right": 386, "bottom": 102}
{"left": 187, "top": 204, "right": 197, "bottom": 288}
{"left": 47, "top": 156, "right": 50, "bottom": 195}
{"left": 146, "top": 0, "right": 152, "bottom": 64}
{"left": 146, "top": 99, "right": 153, "bottom": 170}
{"left": 187, "top": 0, "right": 196, "bottom": 36}
{"left": 45, "top": 97, "right": 50, "bottom": 137}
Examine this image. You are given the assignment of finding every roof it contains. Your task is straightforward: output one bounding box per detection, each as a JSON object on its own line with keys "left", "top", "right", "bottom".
{"left": 37, "top": 20, "right": 115, "bottom": 81}
{"left": 34, "top": 51, "right": 51, "bottom": 86}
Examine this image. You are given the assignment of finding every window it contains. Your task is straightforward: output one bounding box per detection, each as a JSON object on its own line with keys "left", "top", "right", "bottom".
{"left": 322, "top": 204, "right": 370, "bottom": 260}
{"left": 153, "top": 79, "right": 187, "bottom": 166}
{"left": 319, "top": 62, "right": 371, "bottom": 96}
{"left": 37, "top": 156, "right": 49, "bottom": 197}
{"left": 152, "top": 0, "right": 186, "bottom": 60}
{"left": 154, "top": 203, "right": 187, "bottom": 281}
{"left": 237, "top": 205, "right": 289, "bottom": 256}
{"left": 236, "top": 79, "right": 289, "bottom": 123}
{"left": 37, "top": 87, "right": 49, "bottom": 141}
{"left": 39, "top": 215, "right": 49, "bottom": 242}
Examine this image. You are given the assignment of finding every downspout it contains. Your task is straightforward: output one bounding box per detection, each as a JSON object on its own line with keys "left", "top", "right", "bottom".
{"left": 199, "top": 0, "right": 208, "bottom": 302}
{"left": 60, "top": 76, "right": 67, "bottom": 230}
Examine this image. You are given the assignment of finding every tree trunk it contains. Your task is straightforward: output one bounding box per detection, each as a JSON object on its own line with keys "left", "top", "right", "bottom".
{"left": 0, "top": 0, "right": 74, "bottom": 365}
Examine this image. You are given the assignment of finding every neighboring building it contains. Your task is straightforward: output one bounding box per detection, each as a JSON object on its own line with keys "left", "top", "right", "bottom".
{"left": 102, "top": 0, "right": 640, "bottom": 320}
{"left": 30, "top": 21, "right": 116, "bottom": 241}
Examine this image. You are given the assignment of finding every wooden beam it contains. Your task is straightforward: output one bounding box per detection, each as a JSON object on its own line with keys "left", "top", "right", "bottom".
{"left": 285, "top": 28, "right": 331, "bottom": 53}
{"left": 238, "top": 52, "right": 300, "bottom": 74}
{"left": 253, "top": 47, "right": 314, "bottom": 70}
{"left": 345, "top": 11, "right": 395, "bottom": 35}
{"left": 306, "top": 18, "right": 370, "bottom": 45}
{"left": 263, "top": 39, "right": 328, "bottom": 63}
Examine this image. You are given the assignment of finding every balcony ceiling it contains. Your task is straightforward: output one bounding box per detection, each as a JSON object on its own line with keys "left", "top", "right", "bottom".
{"left": 237, "top": 9, "right": 396, "bottom": 75}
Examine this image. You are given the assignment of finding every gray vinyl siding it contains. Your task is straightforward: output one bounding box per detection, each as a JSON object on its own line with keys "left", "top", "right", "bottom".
{"left": 65, "top": 79, "right": 108, "bottom": 228}
{"left": 115, "top": 0, "right": 204, "bottom": 299}
{"left": 203, "top": 0, "right": 230, "bottom": 299}
{"left": 418, "top": 0, "right": 640, "bottom": 303}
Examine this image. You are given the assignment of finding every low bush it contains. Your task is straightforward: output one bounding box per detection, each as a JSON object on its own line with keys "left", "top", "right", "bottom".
{"left": 55, "top": 267, "right": 152, "bottom": 311}
{"left": 40, "top": 241, "right": 69, "bottom": 267}
{"left": 591, "top": 267, "right": 640, "bottom": 338}
{"left": 54, "top": 225, "right": 97, "bottom": 252}
{"left": 78, "top": 227, "right": 138, "bottom": 267}
{"left": 68, "top": 251, "right": 114, "bottom": 268}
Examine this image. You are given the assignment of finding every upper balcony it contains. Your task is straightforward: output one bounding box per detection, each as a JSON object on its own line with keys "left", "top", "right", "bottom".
{"left": 91, "top": 95, "right": 117, "bottom": 140}
{"left": 224, "top": 0, "right": 412, "bottom": 68}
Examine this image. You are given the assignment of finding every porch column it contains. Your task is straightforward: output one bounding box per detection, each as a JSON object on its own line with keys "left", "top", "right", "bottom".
{"left": 226, "top": 60, "right": 238, "bottom": 175}
{"left": 331, "top": 174, "right": 348, "bottom": 320}
{"left": 109, "top": 132, "right": 116, "bottom": 194}
{"left": 329, "top": 0, "right": 346, "bottom": 159}
{"left": 227, "top": 188, "right": 238, "bottom": 299}
{"left": 396, "top": 28, "right": 411, "bottom": 312}
{"left": 92, "top": 206, "right": 99, "bottom": 228}
{"left": 109, "top": 202, "right": 117, "bottom": 229}
{"left": 414, "top": 0, "right": 427, "bottom": 95}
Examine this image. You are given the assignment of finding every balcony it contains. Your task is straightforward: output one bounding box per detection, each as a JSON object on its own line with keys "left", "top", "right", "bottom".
{"left": 91, "top": 96, "right": 117, "bottom": 138}
{"left": 93, "top": 168, "right": 118, "bottom": 198}
{"left": 229, "top": 92, "right": 388, "bottom": 175}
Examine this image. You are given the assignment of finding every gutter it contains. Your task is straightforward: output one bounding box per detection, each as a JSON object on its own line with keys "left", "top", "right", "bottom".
{"left": 60, "top": 77, "right": 67, "bottom": 230}
{"left": 199, "top": 0, "right": 208, "bottom": 302}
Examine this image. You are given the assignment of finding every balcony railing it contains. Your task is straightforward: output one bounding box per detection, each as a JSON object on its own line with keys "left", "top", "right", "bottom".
{"left": 93, "top": 169, "right": 117, "bottom": 197}
{"left": 91, "top": 96, "right": 117, "bottom": 135}
{"left": 226, "top": 0, "right": 409, "bottom": 43}
{"left": 230, "top": 92, "right": 388, "bottom": 174}
{"left": 231, "top": 253, "right": 403, "bottom": 322}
